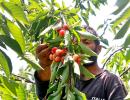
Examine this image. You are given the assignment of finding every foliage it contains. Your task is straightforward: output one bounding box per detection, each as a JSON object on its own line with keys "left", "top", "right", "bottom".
{"left": 0, "top": 0, "right": 130, "bottom": 99}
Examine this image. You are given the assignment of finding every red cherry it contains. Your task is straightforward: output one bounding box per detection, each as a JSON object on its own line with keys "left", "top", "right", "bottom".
{"left": 61, "top": 56, "right": 64, "bottom": 63}
{"left": 76, "top": 57, "right": 81, "bottom": 64}
{"left": 51, "top": 47, "right": 58, "bottom": 54}
{"left": 63, "top": 24, "right": 69, "bottom": 30}
{"left": 56, "top": 28, "right": 61, "bottom": 33}
{"left": 73, "top": 54, "right": 80, "bottom": 61}
{"left": 49, "top": 54, "right": 53, "bottom": 60}
{"left": 54, "top": 56, "right": 61, "bottom": 62}
{"left": 52, "top": 53, "right": 57, "bottom": 60}
{"left": 55, "top": 49, "right": 62, "bottom": 56}
{"left": 59, "top": 29, "right": 65, "bottom": 37}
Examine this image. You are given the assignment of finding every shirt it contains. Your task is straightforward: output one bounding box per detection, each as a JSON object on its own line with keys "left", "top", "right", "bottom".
{"left": 34, "top": 70, "right": 128, "bottom": 100}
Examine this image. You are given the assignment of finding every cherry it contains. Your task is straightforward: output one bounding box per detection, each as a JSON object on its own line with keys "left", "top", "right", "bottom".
{"left": 55, "top": 49, "right": 62, "bottom": 56}
{"left": 59, "top": 29, "right": 65, "bottom": 37}
{"left": 51, "top": 47, "right": 58, "bottom": 54}
{"left": 49, "top": 54, "right": 53, "bottom": 60}
{"left": 73, "top": 54, "right": 80, "bottom": 61}
{"left": 54, "top": 56, "right": 61, "bottom": 62}
{"left": 63, "top": 24, "right": 69, "bottom": 30}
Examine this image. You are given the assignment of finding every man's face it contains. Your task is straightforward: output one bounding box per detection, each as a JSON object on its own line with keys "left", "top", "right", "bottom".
{"left": 80, "top": 36, "right": 101, "bottom": 66}
{"left": 81, "top": 37, "right": 97, "bottom": 53}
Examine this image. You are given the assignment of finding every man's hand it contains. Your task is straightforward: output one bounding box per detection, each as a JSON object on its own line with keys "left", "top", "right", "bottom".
{"left": 36, "top": 44, "right": 52, "bottom": 81}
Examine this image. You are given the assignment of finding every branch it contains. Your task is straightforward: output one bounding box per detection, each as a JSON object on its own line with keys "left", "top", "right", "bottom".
{"left": 101, "top": 24, "right": 108, "bottom": 37}
{"left": 12, "top": 74, "right": 35, "bottom": 84}
{"left": 102, "top": 47, "right": 124, "bottom": 69}
{"left": 120, "top": 67, "right": 130, "bottom": 77}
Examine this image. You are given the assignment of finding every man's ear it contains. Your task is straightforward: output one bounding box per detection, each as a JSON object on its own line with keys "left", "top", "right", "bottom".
{"left": 97, "top": 45, "right": 102, "bottom": 54}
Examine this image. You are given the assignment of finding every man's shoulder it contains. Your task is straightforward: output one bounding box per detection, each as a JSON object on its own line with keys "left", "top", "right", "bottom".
{"left": 100, "top": 70, "right": 124, "bottom": 86}
{"left": 100, "top": 70, "right": 118, "bottom": 79}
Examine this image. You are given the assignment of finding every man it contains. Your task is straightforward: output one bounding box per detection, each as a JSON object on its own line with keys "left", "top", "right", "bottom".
{"left": 34, "top": 26, "right": 127, "bottom": 100}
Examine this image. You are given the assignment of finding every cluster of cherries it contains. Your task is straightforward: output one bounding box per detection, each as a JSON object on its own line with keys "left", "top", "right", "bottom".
{"left": 49, "top": 47, "right": 67, "bottom": 62}
{"left": 49, "top": 47, "right": 81, "bottom": 64}
{"left": 57, "top": 24, "right": 69, "bottom": 37}
{"left": 49, "top": 24, "right": 81, "bottom": 64}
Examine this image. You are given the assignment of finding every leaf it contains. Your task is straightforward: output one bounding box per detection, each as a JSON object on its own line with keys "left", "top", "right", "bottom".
{"left": 15, "top": 83, "right": 26, "bottom": 100}
{"left": 125, "top": 49, "right": 130, "bottom": 61}
{"left": 80, "top": 65, "right": 95, "bottom": 78}
{"left": 0, "top": 35, "right": 23, "bottom": 55}
{"left": 39, "top": 25, "right": 53, "bottom": 37}
{"left": 97, "top": 24, "right": 104, "bottom": 30}
{"left": 112, "top": 0, "right": 129, "bottom": 15}
{"left": 114, "top": 19, "right": 130, "bottom": 39}
{"left": 123, "top": 34, "right": 130, "bottom": 48}
{"left": 79, "top": 42, "right": 97, "bottom": 56}
{"left": 0, "top": 76, "right": 17, "bottom": 97}
{"left": 77, "top": 31, "right": 98, "bottom": 40}
{"left": 67, "top": 89, "right": 75, "bottom": 100}
{"left": 1, "top": 94, "right": 16, "bottom": 100}
{"left": 64, "top": 31, "right": 71, "bottom": 46}
{"left": 0, "top": 49, "right": 12, "bottom": 78}
{"left": 71, "top": 30, "right": 80, "bottom": 43}
{"left": 1, "top": 2, "right": 28, "bottom": 24}
{"left": 112, "top": 7, "right": 130, "bottom": 28}
{"left": 22, "top": 53, "right": 42, "bottom": 70}
{"left": 0, "top": 40, "right": 6, "bottom": 49}
{"left": 73, "top": 87, "right": 86, "bottom": 100}
{"left": 73, "top": 62, "right": 80, "bottom": 76}
{"left": 7, "top": 20, "right": 25, "bottom": 52}
{"left": 100, "top": 37, "right": 109, "bottom": 46}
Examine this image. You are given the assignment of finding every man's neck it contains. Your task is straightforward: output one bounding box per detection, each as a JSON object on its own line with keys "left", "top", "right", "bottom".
{"left": 80, "top": 63, "right": 103, "bottom": 80}
{"left": 86, "top": 63, "right": 103, "bottom": 76}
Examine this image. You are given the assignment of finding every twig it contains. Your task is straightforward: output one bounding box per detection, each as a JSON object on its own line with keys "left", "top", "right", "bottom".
{"left": 101, "top": 24, "right": 108, "bottom": 37}
{"left": 12, "top": 74, "right": 35, "bottom": 84}
{"left": 102, "top": 47, "right": 124, "bottom": 69}
{"left": 120, "top": 67, "right": 130, "bottom": 77}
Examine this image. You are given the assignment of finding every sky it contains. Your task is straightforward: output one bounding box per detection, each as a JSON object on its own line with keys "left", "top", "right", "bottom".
{"left": 1, "top": 0, "right": 125, "bottom": 74}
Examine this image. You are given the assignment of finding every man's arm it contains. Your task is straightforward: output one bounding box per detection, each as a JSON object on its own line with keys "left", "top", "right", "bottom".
{"left": 34, "top": 71, "right": 49, "bottom": 100}
{"left": 34, "top": 44, "right": 52, "bottom": 100}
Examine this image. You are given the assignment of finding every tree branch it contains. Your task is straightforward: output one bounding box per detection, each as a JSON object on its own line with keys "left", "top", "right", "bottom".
{"left": 102, "top": 47, "right": 124, "bottom": 69}
{"left": 101, "top": 24, "right": 108, "bottom": 37}
{"left": 12, "top": 74, "right": 35, "bottom": 84}
{"left": 120, "top": 67, "right": 130, "bottom": 77}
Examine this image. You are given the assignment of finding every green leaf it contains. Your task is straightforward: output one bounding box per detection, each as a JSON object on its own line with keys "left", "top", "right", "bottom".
{"left": 0, "top": 40, "right": 6, "bottom": 49}
{"left": 112, "top": 0, "right": 129, "bottom": 15}
{"left": 123, "top": 34, "right": 130, "bottom": 48}
{"left": 0, "top": 35, "right": 23, "bottom": 55}
{"left": 125, "top": 49, "right": 130, "bottom": 61}
{"left": 79, "top": 42, "right": 97, "bottom": 56}
{"left": 22, "top": 53, "right": 42, "bottom": 70}
{"left": 1, "top": 94, "right": 16, "bottom": 100}
{"left": 0, "top": 49, "right": 12, "bottom": 78}
{"left": 0, "top": 85, "right": 11, "bottom": 94}
{"left": 77, "top": 31, "right": 98, "bottom": 40}
{"left": 112, "top": 7, "right": 130, "bottom": 28}
{"left": 73, "top": 87, "right": 86, "bottom": 100}
{"left": 80, "top": 65, "right": 95, "bottom": 78}
{"left": 9, "top": 0, "right": 22, "bottom": 5}
{"left": 39, "top": 25, "right": 53, "bottom": 37}
{"left": 67, "top": 89, "right": 75, "bottom": 100}
{"left": 15, "top": 83, "right": 26, "bottom": 100}
{"left": 0, "top": 76, "right": 17, "bottom": 97}
{"left": 114, "top": 19, "right": 130, "bottom": 39}
{"left": 71, "top": 30, "right": 80, "bottom": 43}
{"left": 100, "top": 37, "right": 109, "bottom": 46}
{"left": 1, "top": 2, "right": 29, "bottom": 24}
{"left": 64, "top": 31, "right": 71, "bottom": 46}
{"left": 7, "top": 20, "right": 25, "bottom": 52}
